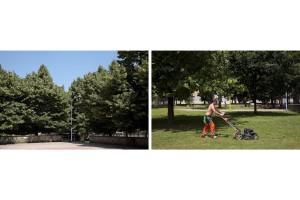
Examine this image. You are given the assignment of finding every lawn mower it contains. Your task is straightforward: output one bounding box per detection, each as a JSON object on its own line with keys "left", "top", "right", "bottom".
{"left": 220, "top": 115, "right": 259, "bottom": 140}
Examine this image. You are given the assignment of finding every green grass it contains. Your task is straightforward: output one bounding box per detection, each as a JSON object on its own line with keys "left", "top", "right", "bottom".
{"left": 152, "top": 108, "right": 300, "bottom": 149}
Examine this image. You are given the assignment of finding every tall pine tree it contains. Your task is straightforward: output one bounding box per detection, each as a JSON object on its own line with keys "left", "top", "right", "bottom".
{"left": 0, "top": 66, "right": 29, "bottom": 133}
{"left": 21, "top": 65, "right": 69, "bottom": 133}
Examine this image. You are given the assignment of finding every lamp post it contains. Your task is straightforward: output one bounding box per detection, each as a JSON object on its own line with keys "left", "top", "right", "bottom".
{"left": 286, "top": 91, "right": 288, "bottom": 110}
{"left": 70, "top": 97, "right": 74, "bottom": 142}
{"left": 70, "top": 94, "right": 81, "bottom": 142}
{"left": 285, "top": 83, "right": 289, "bottom": 111}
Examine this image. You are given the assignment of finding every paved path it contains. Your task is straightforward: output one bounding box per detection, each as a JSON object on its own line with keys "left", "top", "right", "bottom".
{"left": 0, "top": 142, "right": 141, "bottom": 150}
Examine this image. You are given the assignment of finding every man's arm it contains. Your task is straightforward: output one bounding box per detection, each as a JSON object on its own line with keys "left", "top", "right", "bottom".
{"left": 211, "top": 104, "right": 224, "bottom": 116}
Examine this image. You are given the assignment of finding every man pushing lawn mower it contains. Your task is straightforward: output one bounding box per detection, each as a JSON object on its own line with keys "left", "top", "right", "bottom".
{"left": 201, "top": 97, "right": 259, "bottom": 140}
{"left": 201, "top": 98, "right": 228, "bottom": 139}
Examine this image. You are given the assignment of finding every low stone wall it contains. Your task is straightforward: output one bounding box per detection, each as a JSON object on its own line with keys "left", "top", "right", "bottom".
{"left": 289, "top": 104, "right": 300, "bottom": 113}
{"left": 0, "top": 135, "right": 62, "bottom": 145}
{"left": 89, "top": 135, "right": 148, "bottom": 148}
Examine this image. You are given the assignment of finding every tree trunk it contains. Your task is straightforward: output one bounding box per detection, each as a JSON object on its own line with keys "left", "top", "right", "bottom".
{"left": 271, "top": 97, "right": 275, "bottom": 109}
{"left": 279, "top": 97, "right": 283, "bottom": 108}
{"left": 218, "top": 96, "right": 222, "bottom": 108}
{"left": 168, "top": 96, "right": 175, "bottom": 124}
{"left": 253, "top": 93, "right": 257, "bottom": 114}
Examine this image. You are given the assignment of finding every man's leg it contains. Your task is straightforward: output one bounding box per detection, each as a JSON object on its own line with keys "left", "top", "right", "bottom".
{"left": 209, "top": 122, "right": 217, "bottom": 138}
{"left": 201, "top": 124, "right": 209, "bottom": 138}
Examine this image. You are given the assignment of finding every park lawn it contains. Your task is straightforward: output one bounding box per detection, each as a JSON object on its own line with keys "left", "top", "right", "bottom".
{"left": 152, "top": 108, "right": 300, "bottom": 149}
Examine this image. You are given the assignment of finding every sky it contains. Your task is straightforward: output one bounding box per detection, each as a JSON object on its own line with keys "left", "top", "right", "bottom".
{"left": 0, "top": 51, "right": 118, "bottom": 90}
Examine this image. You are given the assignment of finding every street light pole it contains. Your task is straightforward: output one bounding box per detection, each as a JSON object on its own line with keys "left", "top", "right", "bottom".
{"left": 70, "top": 94, "right": 81, "bottom": 142}
{"left": 286, "top": 91, "right": 288, "bottom": 110}
{"left": 71, "top": 98, "right": 73, "bottom": 142}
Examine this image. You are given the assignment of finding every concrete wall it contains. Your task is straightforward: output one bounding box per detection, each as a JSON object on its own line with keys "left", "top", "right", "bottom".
{"left": 89, "top": 135, "right": 148, "bottom": 148}
{"left": 0, "top": 135, "right": 62, "bottom": 145}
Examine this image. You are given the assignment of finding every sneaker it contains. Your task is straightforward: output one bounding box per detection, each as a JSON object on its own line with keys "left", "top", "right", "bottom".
{"left": 210, "top": 135, "right": 218, "bottom": 139}
{"left": 201, "top": 134, "right": 206, "bottom": 138}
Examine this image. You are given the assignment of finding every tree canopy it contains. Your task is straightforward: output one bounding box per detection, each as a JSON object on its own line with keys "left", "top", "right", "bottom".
{"left": 1, "top": 51, "right": 148, "bottom": 137}
{"left": 152, "top": 51, "right": 214, "bottom": 123}
{"left": 0, "top": 65, "right": 69, "bottom": 134}
{"left": 228, "top": 51, "right": 299, "bottom": 113}
{"left": 70, "top": 59, "right": 148, "bottom": 137}
{"left": 152, "top": 51, "right": 300, "bottom": 122}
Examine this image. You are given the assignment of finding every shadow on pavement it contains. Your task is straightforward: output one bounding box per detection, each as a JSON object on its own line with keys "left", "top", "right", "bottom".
{"left": 73, "top": 142, "right": 147, "bottom": 150}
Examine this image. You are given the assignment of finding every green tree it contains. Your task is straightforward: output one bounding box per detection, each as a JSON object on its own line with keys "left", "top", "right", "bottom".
{"left": 127, "top": 60, "right": 148, "bottom": 130}
{"left": 0, "top": 66, "right": 29, "bottom": 133}
{"left": 195, "top": 51, "right": 228, "bottom": 107}
{"left": 22, "top": 65, "right": 69, "bottom": 133}
{"left": 228, "top": 52, "right": 269, "bottom": 113}
{"left": 228, "top": 51, "right": 296, "bottom": 113}
{"left": 117, "top": 51, "right": 148, "bottom": 130}
{"left": 106, "top": 61, "right": 135, "bottom": 132}
{"left": 0, "top": 65, "right": 69, "bottom": 134}
{"left": 73, "top": 66, "right": 113, "bottom": 134}
{"left": 70, "top": 60, "right": 148, "bottom": 136}
{"left": 288, "top": 52, "right": 300, "bottom": 104}
{"left": 152, "top": 51, "right": 214, "bottom": 124}
{"left": 117, "top": 51, "right": 148, "bottom": 79}
{"left": 69, "top": 77, "right": 89, "bottom": 139}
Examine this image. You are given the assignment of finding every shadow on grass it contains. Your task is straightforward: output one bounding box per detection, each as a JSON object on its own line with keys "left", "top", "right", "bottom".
{"left": 227, "top": 111, "right": 297, "bottom": 117}
{"left": 152, "top": 115, "right": 235, "bottom": 133}
{"left": 152, "top": 111, "right": 297, "bottom": 133}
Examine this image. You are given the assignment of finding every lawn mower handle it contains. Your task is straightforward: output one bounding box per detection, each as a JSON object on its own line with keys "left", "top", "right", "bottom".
{"left": 220, "top": 115, "right": 241, "bottom": 133}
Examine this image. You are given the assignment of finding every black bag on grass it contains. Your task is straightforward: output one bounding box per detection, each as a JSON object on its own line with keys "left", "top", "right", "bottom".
{"left": 242, "top": 128, "right": 259, "bottom": 140}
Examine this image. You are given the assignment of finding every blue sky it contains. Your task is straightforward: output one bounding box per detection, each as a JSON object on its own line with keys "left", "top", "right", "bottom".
{"left": 0, "top": 51, "right": 118, "bottom": 90}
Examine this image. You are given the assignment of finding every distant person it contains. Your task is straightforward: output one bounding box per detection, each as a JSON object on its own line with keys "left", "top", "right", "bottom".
{"left": 201, "top": 98, "right": 228, "bottom": 139}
